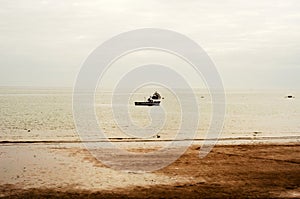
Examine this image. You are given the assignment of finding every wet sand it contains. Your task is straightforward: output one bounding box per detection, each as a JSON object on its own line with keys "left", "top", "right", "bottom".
{"left": 0, "top": 143, "right": 299, "bottom": 198}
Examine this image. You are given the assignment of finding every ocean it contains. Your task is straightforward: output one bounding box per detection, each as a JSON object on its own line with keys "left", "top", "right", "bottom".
{"left": 0, "top": 87, "right": 299, "bottom": 144}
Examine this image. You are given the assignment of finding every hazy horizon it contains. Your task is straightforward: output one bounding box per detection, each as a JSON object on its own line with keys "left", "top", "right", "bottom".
{"left": 1, "top": 0, "right": 300, "bottom": 89}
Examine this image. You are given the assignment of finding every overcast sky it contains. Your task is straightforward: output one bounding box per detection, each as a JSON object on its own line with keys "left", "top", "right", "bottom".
{"left": 0, "top": 0, "right": 299, "bottom": 89}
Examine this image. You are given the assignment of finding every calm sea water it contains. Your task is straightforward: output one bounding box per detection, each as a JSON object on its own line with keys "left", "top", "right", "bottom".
{"left": 0, "top": 87, "right": 299, "bottom": 143}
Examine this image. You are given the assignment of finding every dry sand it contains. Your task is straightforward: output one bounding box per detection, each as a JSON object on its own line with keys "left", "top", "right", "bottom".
{"left": 0, "top": 143, "right": 299, "bottom": 198}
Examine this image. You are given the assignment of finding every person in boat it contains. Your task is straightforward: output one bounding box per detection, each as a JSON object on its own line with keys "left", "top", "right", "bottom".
{"left": 152, "top": 91, "right": 161, "bottom": 100}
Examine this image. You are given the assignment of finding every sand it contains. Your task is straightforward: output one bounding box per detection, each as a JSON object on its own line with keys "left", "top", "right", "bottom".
{"left": 0, "top": 143, "right": 299, "bottom": 198}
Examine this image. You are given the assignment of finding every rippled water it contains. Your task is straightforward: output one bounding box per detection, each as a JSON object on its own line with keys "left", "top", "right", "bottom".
{"left": 0, "top": 87, "right": 299, "bottom": 143}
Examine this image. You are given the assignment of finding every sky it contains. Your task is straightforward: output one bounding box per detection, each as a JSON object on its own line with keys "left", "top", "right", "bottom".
{"left": 0, "top": 0, "right": 300, "bottom": 89}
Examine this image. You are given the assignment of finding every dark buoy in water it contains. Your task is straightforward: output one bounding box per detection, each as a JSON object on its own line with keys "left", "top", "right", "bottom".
{"left": 285, "top": 95, "right": 295, "bottom": 99}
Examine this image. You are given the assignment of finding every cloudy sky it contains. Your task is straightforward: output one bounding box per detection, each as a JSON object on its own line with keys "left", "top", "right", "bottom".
{"left": 0, "top": 0, "right": 299, "bottom": 89}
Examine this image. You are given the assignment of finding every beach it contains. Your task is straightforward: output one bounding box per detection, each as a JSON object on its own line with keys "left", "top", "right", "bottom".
{"left": 0, "top": 143, "right": 299, "bottom": 198}
{"left": 0, "top": 88, "right": 299, "bottom": 198}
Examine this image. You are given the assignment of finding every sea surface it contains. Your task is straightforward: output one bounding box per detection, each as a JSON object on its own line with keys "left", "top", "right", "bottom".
{"left": 0, "top": 87, "right": 299, "bottom": 144}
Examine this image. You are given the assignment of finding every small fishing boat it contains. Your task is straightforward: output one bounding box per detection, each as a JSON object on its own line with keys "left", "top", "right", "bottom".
{"left": 135, "top": 92, "right": 162, "bottom": 106}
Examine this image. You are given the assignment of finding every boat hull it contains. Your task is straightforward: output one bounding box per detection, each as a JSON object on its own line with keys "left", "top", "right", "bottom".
{"left": 134, "top": 101, "right": 160, "bottom": 106}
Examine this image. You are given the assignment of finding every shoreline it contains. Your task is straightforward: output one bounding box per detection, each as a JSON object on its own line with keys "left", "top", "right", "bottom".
{"left": 1, "top": 134, "right": 299, "bottom": 142}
